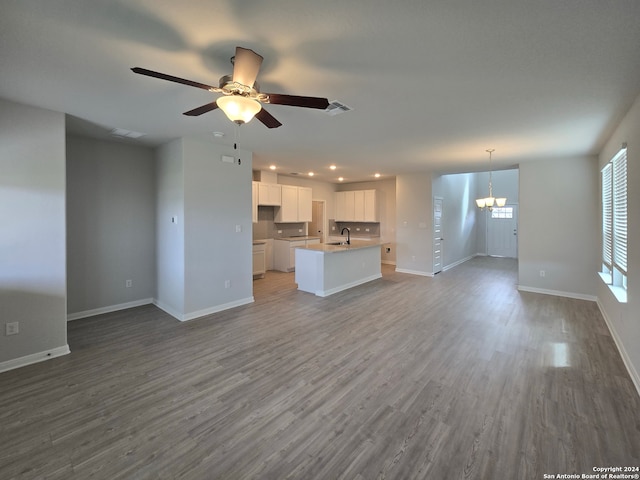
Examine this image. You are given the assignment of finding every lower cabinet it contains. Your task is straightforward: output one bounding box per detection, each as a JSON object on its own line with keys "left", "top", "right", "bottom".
{"left": 252, "top": 243, "right": 266, "bottom": 278}
{"left": 274, "top": 238, "right": 320, "bottom": 272}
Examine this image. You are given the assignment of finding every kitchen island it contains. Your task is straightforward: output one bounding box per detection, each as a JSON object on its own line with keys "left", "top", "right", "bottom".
{"left": 294, "top": 240, "right": 382, "bottom": 297}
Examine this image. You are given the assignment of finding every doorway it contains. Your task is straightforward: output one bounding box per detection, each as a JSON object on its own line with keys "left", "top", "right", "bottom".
{"left": 487, "top": 204, "right": 518, "bottom": 258}
{"left": 310, "top": 200, "right": 325, "bottom": 242}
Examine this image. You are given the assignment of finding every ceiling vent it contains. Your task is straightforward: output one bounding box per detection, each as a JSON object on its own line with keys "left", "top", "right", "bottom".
{"left": 110, "top": 128, "right": 146, "bottom": 139}
{"left": 324, "top": 100, "right": 352, "bottom": 116}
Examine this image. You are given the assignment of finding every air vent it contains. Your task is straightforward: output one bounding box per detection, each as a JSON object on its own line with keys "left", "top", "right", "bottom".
{"left": 110, "top": 128, "right": 146, "bottom": 139}
{"left": 324, "top": 100, "right": 353, "bottom": 116}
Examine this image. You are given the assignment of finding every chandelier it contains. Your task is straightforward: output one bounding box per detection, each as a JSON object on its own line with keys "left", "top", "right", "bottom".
{"left": 476, "top": 149, "right": 506, "bottom": 210}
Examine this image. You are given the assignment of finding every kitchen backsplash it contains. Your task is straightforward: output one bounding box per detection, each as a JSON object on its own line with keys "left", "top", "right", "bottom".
{"left": 253, "top": 206, "right": 307, "bottom": 240}
{"left": 329, "top": 220, "right": 380, "bottom": 238}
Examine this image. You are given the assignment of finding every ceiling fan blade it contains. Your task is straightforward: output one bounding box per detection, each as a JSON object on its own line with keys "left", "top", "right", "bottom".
{"left": 183, "top": 102, "right": 219, "bottom": 116}
{"left": 131, "top": 67, "right": 217, "bottom": 91}
{"left": 255, "top": 108, "right": 282, "bottom": 129}
{"left": 232, "top": 47, "right": 263, "bottom": 88}
{"left": 265, "top": 93, "right": 330, "bottom": 110}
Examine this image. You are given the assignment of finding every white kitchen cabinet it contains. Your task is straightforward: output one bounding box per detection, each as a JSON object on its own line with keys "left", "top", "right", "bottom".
{"left": 334, "top": 189, "right": 378, "bottom": 222}
{"left": 258, "top": 183, "right": 281, "bottom": 206}
{"left": 252, "top": 242, "right": 266, "bottom": 277}
{"left": 364, "top": 189, "right": 378, "bottom": 222}
{"left": 298, "top": 186, "right": 312, "bottom": 222}
{"left": 252, "top": 181, "right": 258, "bottom": 223}
{"left": 275, "top": 185, "right": 312, "bottom": 223}
{"left": 274, "top": 237, "right": 320, "bottom": 272}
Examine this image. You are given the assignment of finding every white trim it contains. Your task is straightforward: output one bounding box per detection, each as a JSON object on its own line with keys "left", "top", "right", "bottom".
{"left": 597, "top": 299, "right": 640, "bottom": 397}
{"left": 517, "top": 285, "right": 597, "bottom": 302}
{"left": 181, "top": 297, "right": 255, "bottom": 322}
{"left": 0, "top": 345, "right": 70, "bottom": 374}
{"left": 310, "top": 273, "right": 382, "bottom": 297}
{"left": 381, "top": 260, "right": 397, "bottom": 266}
{"left": 67, "top": 298, "right": 154, "bottom": 321}
{"left": 443, "top": 255, "right": 474, "bottom": 272}
{"left": 152, "top": 299, "right": 185, "bottom": 321}
{"left": 395, "top": 268, "right": 434, "bottom": 277}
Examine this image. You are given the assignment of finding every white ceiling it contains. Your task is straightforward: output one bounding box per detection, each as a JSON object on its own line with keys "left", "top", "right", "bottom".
{"left": 2, "top": 0, "right": 640, "bottom": 183}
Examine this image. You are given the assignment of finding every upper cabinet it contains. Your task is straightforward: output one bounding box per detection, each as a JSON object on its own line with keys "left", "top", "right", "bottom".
{"left": 275, "top": 185, "right": 312, "bottom": 223}
{"left": 258, "top": 183, "right": 281, "bottom": 206}
{"left": 335, "top": 189, "right": 378, "bottom": 222}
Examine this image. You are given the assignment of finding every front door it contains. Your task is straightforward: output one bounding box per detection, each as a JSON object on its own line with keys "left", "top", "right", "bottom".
{"left": 487, "top": 204, "right": 518, "bottom": 258}
{"left": 433, "top": 196, "right": 443, "bottom": 274}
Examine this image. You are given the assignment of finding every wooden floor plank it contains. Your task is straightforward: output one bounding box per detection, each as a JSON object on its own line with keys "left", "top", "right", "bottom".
{"left": 1, "top": 257, "right": 639, "bottom": 479}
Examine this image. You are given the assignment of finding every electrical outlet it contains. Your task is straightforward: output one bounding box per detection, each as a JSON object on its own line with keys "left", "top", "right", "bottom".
{"left": 224, "top": 280, "right": 231, "bottom": 288}
{"left": 235, "top": 225, "right": 242, "bottom": 233}
{"left": 126, "top": 279, "right": 132, "bottom": 288}
{"left": 6, "top": 322, "right": 19, "bottom": 336}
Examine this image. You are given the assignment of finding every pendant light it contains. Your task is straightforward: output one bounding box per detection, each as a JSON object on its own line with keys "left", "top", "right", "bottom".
{"left": 476, "top": 149, "right": 507, "bottom": 210}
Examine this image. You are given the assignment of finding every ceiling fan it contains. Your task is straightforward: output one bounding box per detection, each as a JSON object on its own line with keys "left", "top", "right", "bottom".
{"left": 132, "top": 47, "right": 330, "bottom": 129}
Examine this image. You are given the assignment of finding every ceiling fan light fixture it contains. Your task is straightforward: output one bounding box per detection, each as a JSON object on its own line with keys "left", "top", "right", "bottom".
{"left": 216, "top": 95, "right": 261, "bottom": 124}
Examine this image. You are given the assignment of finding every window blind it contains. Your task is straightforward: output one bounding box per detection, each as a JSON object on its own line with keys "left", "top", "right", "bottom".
{"left": 612, "top": 147, "right": 627, "bottom": 274}
{"left": 602, "top": 163, "right": 612, "bottom": 268}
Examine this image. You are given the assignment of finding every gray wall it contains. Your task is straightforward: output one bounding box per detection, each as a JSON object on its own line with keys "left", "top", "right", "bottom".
{"left": 432, "top": 172, "right": 478, "bottom": 268}
{"left": 0, "top": 98, "right": 68, "bottom": 368}
{"left": 395, "top": 172, "right": 433, "bottom": 275}
{"left": 518, "top": 156, "right": 598, "bottom": 297}
{"left": 182, "top": 137, "right": 253, "bottom": 317}
{"left": 66, "top": 136, "right": 156, "bottom": 316}
{"left": 597, "top": 92, "right": 640, "bottom": 389}
{"left": 155, "top": 139, "right": 186, "bottom": 318}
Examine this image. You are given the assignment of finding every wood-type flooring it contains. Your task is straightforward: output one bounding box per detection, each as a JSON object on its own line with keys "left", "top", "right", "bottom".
{"left": 1, "top": 257, "right": 639, "bottom": 479}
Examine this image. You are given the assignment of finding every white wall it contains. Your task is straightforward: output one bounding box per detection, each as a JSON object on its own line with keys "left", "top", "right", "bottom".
{"left": 337, "top": 178, "right": 396, "bottom": 264}
{"left": 395, "top": 173, "right": 433, "bottom": 275}
{"left": 66, "top": 136, "right": 156, "bottom": 317}
{"left": 182, "top": 137, "right": 253, "bottom": 317}
{"left": 518, "top": 156, "right": 598, "bottom": 298}
{"left": 0, "top": 98, "right": 68, "bottom": 370}
{"left": 597, "top": 93, "right": 640, "bottom": 391}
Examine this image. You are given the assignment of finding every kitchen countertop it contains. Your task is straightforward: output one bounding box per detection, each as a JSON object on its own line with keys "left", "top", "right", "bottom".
{"left": 297, "top": 239, "right": 383, "bottom": 253}
{"left": 252, "top": 240, "right": 267, "bottom": 245}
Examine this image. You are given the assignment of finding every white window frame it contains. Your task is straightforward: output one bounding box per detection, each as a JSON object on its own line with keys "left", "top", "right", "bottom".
{"left": 600, "top": 144, "right": 627, "bottom": 303}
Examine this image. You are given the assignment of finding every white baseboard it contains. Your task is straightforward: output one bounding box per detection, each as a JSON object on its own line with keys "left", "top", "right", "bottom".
{"left": 154, "top": 297, "right": 255, "bottom": 322}
{"left": 443, "top": 255, "right": 474, "bottom": 272}
{"left": 313, "top": 274, "right": 382, "bottom": 297}
{"left": 181, "top": 297, "right": 255, "bottom": 322}
{"left": 395, "top": 268, "right": 434, "bottom": 277}
{"left": 597, "top": 300, "right": 640, "bottom": 398}
{"left": 517, "top": 285, "right": 597, "bottom": 302}
{"left": 0, "top": 345, "right": 70, "bottom": 374}
{"left": 67, "top": 298, "right": 154, "bottom": 321}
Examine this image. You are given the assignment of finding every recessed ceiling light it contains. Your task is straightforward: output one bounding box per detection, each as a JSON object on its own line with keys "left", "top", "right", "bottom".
{"left": 269, "top": 165, "right": 276, "bottom": 170}
{"left": 330, "top": 165, "right": 337, "bottom": 170}
{"left": 212, "top": 131, "right": 225, "bottom": 138}
{"left": 374, "top": 173, "right": 381, "bottom": 178}
{"left": 338, "top": 177, "right": 344, "bottom": 182}
{"left": 308, "top": 172, "right": 314, "bottom": 177}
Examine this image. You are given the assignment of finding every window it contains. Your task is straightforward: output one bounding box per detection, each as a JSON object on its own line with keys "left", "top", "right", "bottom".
{"left": 600, "top": 144, "right": 627, "bottom": 301}
{"left": 491, "top": 207, "right": 513, "bottom": 219}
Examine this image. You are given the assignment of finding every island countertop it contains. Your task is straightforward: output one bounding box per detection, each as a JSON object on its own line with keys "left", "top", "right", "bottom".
{"left": 296, "top": 239, "right": 382, "bottom": 253}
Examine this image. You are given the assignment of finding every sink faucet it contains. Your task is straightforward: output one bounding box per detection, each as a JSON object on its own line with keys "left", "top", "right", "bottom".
{"left": 341, "top": 227, "right": 351, "bottom": 245}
